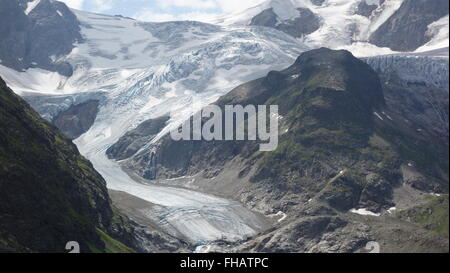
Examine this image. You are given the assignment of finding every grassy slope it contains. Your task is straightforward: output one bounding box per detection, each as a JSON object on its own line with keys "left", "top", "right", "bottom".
{"left": 398, "top": 195, "right": 449, "bottom": 237}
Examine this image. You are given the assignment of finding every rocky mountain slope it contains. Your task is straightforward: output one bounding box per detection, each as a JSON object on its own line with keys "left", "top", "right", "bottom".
{"left": 249, "top": 5, "right": 321, "bottom": 38}
{"left": 0, "top": 76, "right": 135, "bottom": 253}
{"left": 52, "top": 99, "right": 99, "bottom": 139}
{"left": 0, "top": 0, "right": 83, "bottom": 76}
{"left": 119, "top": 48, "right": 449, "bottom": 252}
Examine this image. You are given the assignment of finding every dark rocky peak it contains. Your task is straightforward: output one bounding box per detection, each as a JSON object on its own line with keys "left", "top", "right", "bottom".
{"left": 355, "top": 0, "right": 385, "bottom": 17}
{"left": 0, "top": 0, "right": 83, "bottom": 76}
{"left": 0, "top": 0, "right": 30, "bottom": 69}
{"left": 0, "top": 77, "right": 133, "bottom": 252}
{"left": 250, "top": 8, "right": 278, "bottom": 27}
{"left": 250, "top": 7, "right": 321, "bottom": 38}
{"left": 52, "top": 100, "right": 100, "bottom": 139}
{"left": 287, "top": 48, "right": 385, "bottom": 109}
{"left": 217, "top": 48, "right": 385, "bottom": 125}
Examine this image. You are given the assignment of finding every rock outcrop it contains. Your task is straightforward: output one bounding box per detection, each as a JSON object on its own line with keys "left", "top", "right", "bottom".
{"left": 0, "top": 0, "right": 83, "bottom": 76}
{"left": 370, "top": 0, "right": 449, "bottom": 51}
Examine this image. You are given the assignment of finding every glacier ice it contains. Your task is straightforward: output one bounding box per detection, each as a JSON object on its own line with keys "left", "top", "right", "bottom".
{"left": 365, "top": 53, "right": 449, "bottom": 91}
{"left": 62, "top": 10, "right": 305, "bottom": 244}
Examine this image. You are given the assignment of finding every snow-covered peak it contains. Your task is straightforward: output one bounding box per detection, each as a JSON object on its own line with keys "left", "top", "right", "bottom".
{"left": 211, "top": 0, "right": 449, "bottom": 55}
{"left": 2, "top": 8, "right": 307, "bottom": 157}
{"left": 2, "top": 8, "right": 308, "bottom": 95}
{"left": 417, "top": 15, "right": 450, "bottom": 53}
{"left": 211, "top": 2, "right": 271, "bottom": 26}
{"left": 211, "top": 0, "right": 401, "bottom": 50}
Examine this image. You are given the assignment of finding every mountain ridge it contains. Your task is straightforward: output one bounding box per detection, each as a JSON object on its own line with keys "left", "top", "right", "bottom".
{"left": 212, "top": 0, "right": 449, "bottom": 54}
{"left": 118, "top": 48, "right": 448, "bottom": 252}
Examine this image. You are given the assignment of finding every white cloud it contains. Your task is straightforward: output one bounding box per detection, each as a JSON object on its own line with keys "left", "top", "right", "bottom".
{"left": 90, "top": 0, "right": 114, "bottom": 12}
{"left": 157, "top": 0, "right": 217, "bottom": 10}
{"left": 58, "top": 0, "right": 85, "bottom": 9}
{"left": 214, "top": 0, "right": 265, "bottom": 12}
{"left": 156, "top": 0, "right": 265, "bottom": 13}
{"left": 59, "top": 0, "right": 114, "bottom": 12}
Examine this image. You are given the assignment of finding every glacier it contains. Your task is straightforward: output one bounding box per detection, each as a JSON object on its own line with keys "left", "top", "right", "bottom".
{"left": 84, "top": 152, "right": 268, "bottom": 244}
{"left": 212, "top": 0, "right": 407, "bottom": 56}
{"left": 1, "top": 1, "right": 448, "bottom": 246}
{"left": 9, "top": 9, "right": 306, "bottom": 245}
{"left": 365, "top": 51, "right": 449, "bottom": 91}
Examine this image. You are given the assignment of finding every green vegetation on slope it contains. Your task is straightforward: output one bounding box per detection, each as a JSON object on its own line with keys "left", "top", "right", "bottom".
{"left": 89, "top": 228, "right": 135, "bottom": 253}
{"left": 398, "top": 195, "right": 449, "bottom": 237}
{"left": 0, "top": 77, "right": 133, "bottom": 253}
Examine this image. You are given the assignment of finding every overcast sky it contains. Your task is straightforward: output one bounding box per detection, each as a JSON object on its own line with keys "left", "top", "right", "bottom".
{"left": 59, "top": 0, "right": 265, "bottom": 22}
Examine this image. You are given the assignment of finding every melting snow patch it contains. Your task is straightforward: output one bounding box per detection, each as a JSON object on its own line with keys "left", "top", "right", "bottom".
{"left": 25, "top": 0, "right": 41, "bottom": 15}
{"left": 276, "top": 211, "right": 287, "bottom": 222}
{"left": 268, "top": 211, "right": 287, "bottom": 223}
{"left": 374, "top": 112, "right": 384, "bottom": 121}
{"left": 382, "top": 112, "right": 393, "bottom": 121}
{"left": 350, "top": 208, "right": 381, "bottom": 217}
{"left": 387, "top": 207, "right": 397, "bottom": 214}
